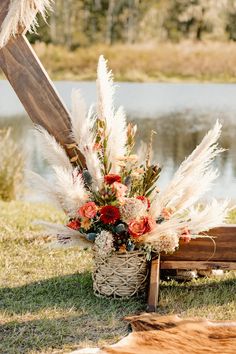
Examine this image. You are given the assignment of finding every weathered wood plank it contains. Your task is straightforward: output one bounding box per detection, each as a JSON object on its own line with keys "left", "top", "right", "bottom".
{"left": 0, "top": 0, "right": 10, "bottom": 28}
{"left": 147, "top": 256, "right": 160, "bottom": 313}
{"left": 0, "top": 35, "right": 86, "bottom": 166}
{"left": 161, "top": 261, "right": 236, "bottom": 270}
{"left": 161, "top": 225, "right": 236, "bottom": 262}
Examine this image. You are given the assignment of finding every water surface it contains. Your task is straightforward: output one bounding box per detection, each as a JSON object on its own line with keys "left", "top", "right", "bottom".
{"left": 0, "top": 80, "right": 235, "bottom": 200}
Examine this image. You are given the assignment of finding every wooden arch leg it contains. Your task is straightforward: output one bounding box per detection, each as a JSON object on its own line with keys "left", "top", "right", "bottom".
{"left": 147, "top": 255, "right": 160, "bottom": 312}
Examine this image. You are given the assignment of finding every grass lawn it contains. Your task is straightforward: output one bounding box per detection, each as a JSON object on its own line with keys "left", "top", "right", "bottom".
{"left": 0, "top": 201, "right": 236, "bottom": 353}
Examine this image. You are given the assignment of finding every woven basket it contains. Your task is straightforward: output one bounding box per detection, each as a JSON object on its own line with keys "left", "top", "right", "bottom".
{"left": 92, "top": 250, "right": 149, "bottom": 298}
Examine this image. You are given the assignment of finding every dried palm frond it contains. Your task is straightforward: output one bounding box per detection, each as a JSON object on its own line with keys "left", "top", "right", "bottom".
{"left": 159, "top": 121, "right": 223, "bottom": 211}
{"left": 0, "top": 0, "right": 53, "bottom": 48}
{"left": 35, "top": 126, "right": 72, "bottom": 171}
{"left": 36, "top": 221, "right": 91, "bottom": 248}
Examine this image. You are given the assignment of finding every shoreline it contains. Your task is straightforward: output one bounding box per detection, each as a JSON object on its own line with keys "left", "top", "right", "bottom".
{"left": 2, "top": 41, "right": 236, "bottom": 83}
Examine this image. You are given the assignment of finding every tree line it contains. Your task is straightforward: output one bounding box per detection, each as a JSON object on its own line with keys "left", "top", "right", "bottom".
{"left": 29, "top": 0, "right": 236, "bottom": 49}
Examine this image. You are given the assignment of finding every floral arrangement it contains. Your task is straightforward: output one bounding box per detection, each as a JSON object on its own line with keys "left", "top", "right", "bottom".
{"left": 30, "top": 56, "right": 229, "bottom": 259}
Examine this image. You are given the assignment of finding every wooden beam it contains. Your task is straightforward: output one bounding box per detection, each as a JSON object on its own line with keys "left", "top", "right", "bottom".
{"left": 161, "top": 225, "right": 236, "bottom": 262}
{"left": 0, "top": 0, "right": 10, "bottom": 28}
{"left": 147, "top": 256, "right": 160, "bottom": 313}
{"left": 161, "top": 261, "right": 236, "bottom": 270}
{"left": 0, "top": 34, "right": 86, "bottom": 166}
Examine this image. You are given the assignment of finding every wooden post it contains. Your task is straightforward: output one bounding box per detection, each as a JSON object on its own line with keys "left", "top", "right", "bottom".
{"left": 147, "top": 255, "right": 160, "bottom": 312}
{"left": 0, "top": 1, "right": 86, "bottom": 166}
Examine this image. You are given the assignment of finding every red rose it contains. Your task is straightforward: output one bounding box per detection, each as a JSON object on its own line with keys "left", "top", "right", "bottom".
{"left": 67, "top": 220, "right": 81, "bottom": 230}
{"left": 100, "top": 205, "right": 120, "bottom": 224}
{"left": 78, "top": 202, "right": 98, "bottom": 219}
{"left": 136, "top": 196, "right": 151, "bottom": 209}
{"left": 104, "top": 174, "right": 121, "bottom": 185}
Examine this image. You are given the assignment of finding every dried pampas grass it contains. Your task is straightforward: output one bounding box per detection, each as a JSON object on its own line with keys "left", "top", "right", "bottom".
{"left": 0, "top": 0, "right": 53, "bottom": 48}
{"left": 159, "top": 121, "right": 224, "bottom": 212}
{"left": 34, "top": 125, "right": 72, "bottom": 171}
{"left": 70, "top": 90, "right": 102, "bottom": 190}
{"left": 97, "top": 55, "right": 128, "bottom": 173}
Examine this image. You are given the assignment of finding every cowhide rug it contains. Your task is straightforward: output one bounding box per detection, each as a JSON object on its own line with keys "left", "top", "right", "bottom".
{"left": 72, "top": 313, "right": 236, "bottom": 354}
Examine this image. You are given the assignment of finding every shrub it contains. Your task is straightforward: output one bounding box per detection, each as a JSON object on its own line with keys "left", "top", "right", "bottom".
{"left": 0, "top": 128, "right": 24, "bottom": 201}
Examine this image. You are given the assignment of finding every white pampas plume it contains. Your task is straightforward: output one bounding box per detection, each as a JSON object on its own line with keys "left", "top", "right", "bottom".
{"left": 36, "top": 221, "right": 91, "bottom": 248}
{"left": 71, "top": 89, "right": 87, "bottom": 145}
{"left": 97, "top": 55, "right": 114, "bottom": 130}
{"left": 26, "top": 170, "right": 61, "bottom": 208}
{"left": 97, "top": 55, "right": 128, "bottom": 172}
{"left": 70, "top": 91, "right": 102, "bottom": 189}
{"left": 0, "top": 0, "right": 53, "bottom": 48}
{"left": 109, "top": 106, "right": 127, "bottom": 173}
{"left": 53, "top": 166, "right": 88, "bottom": 217}
{"left": 35, "top": 125, "right": 72, "bottom": 171}
{"left": 185, "top": 199, "right": 229, "bottom": 234}
{"left": 159, "top": 121, "right": 224, "bottom": 211}
{"left": 149, "top": 194, "right": 162, "bottom": 219}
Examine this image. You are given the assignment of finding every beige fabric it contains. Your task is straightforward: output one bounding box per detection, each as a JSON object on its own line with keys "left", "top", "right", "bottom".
{"left": 0, "top": 0, "right": 53, "bottom": 48}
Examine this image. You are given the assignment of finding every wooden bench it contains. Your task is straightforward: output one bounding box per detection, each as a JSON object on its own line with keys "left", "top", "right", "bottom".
{"left": 147, "top": 225, "right": 236, "bottom": 312}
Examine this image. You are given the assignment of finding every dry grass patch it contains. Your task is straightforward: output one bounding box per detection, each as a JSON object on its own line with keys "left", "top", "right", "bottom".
{"left": 31, "top": 41, "right": 236, "bottom": 82}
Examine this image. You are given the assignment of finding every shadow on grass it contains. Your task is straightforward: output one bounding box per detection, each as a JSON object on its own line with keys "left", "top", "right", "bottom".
{"left": 1, "top": 273, "right": 235, "bottom": 353}
{"left": 0, "top": 272, "right": 145, "bottom": 353}
{"left": 0, "top": 271, "right": 144, "bottom": 315}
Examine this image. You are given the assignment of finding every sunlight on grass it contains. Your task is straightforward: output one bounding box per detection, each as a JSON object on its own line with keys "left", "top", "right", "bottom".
{"left": 0, "top": 201, "right": 235, "bottom": 353}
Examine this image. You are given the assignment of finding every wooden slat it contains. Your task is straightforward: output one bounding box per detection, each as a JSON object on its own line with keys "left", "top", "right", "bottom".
{"left": 161, "top": 261, "right": 236, "bottom": 270}
{"left": 147, "top": 256, "right": 160, "bottom": 313}
{"left": 0, "top": 35, "right": 86, "bottom": 166}
{"left": 161, "top": 225, "right": 236, "bottom": 262}
{"left": 0, "top": 0, "right": 10, "bottom": 28}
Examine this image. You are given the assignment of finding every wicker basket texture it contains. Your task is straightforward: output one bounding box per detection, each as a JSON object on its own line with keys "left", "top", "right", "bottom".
{"left": 93, "top": 251, "right": 149, "bottom": 298}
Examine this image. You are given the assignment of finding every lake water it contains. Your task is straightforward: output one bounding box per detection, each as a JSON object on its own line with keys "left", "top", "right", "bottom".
{"left": 0, "top": 80, "right": 235, "bottom": 200}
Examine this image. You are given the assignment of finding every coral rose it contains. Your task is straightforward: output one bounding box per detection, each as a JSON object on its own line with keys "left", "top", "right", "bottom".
{"left": 100, "top": 205, "right": 120, "bottom": 224}
{"left": 128, "top": 218, "right": 146, "bottom": 238}
{"left": 143, "top": 216, "right": 156, "bottom": 233}
{"left": 104, "top": 174, "right": 121, "bottom": 185}
{"left": 67, "top": 219, "right": 81, "bottom": 230}
{"left": 128, "top": 216, "right": 155, "bottom": 238}
{"left": 78, "top": 202, "right": 98, "bottom": 219}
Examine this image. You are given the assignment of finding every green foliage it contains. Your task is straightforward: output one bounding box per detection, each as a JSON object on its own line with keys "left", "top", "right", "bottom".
{"left": 27, "top": 0, "right": 236, "bottom": 49}
{"left": 0, "top": 129, "right": 24, "bottom": 201}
